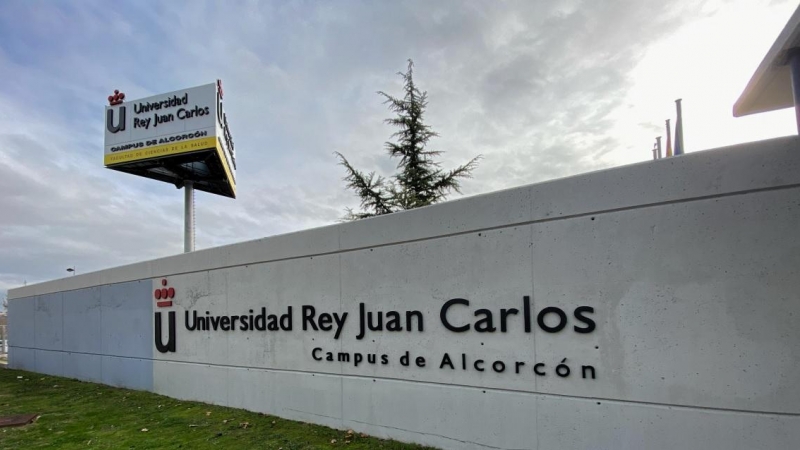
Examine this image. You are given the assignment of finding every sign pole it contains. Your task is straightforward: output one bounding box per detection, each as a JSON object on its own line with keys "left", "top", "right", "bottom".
{"left": 184, "top": 181, "right": 195, "bottom": 253}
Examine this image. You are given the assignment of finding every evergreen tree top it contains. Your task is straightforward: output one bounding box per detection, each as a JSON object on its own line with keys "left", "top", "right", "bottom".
{"left": 337, "top": 60, "right": 480, "bottom": 220}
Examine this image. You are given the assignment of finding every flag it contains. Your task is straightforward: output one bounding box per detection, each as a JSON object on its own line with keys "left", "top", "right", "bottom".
{"left": 674, "top": 99, "right": 684, "bottom": 155}
{"left": 665, "top": 119, "right": 673, "bottom": 157}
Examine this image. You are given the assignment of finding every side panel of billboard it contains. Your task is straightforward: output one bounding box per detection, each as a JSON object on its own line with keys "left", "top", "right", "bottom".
{"left": 215, "top": 84, "right": 237, "bottom": 185}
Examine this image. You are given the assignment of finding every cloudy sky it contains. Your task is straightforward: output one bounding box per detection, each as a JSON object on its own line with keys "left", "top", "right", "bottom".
{"left": 0, "top": 0, "right": 797, "bottom": 303}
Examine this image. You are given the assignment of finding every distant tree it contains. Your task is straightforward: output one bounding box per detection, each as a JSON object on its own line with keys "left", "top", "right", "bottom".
{"left": 336, "top": 60, "right": 481, "bottom": 220}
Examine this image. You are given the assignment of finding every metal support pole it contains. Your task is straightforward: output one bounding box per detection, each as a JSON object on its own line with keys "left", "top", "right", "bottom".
{"left": 184, "top": 181, "right": 195, "bottom": 253}
{"left": 790, "top": 50, "right": 800, "bottom": 134}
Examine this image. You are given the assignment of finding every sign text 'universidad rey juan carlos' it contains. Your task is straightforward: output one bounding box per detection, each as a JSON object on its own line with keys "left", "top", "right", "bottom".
{"left": 153, "top": 277, "right": 599, "bottom": 382}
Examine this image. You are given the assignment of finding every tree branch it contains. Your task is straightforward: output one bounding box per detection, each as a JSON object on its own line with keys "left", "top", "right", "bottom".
{"left": 431, "top": 155, "right": 482, "bottom": 196}
{"left": 335, "top": 152, "right": 394, "bottom": 218}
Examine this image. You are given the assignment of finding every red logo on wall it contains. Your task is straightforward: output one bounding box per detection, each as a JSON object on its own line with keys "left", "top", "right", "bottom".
{"left": 108, "top": 89, "right": 125, "bottom": 106}
{"left": 154, "top": 279, "right": 175, "bottom": 308}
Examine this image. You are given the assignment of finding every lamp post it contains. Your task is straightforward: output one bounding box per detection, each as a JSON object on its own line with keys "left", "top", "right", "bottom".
{"left": 66, "top": 267, "right": 76, "bottom": 276}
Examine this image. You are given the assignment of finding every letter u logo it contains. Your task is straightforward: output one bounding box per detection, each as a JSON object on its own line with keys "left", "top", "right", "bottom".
{"left": 107, "top": 107, "right": 126, "bottom": 133}
{"left": 155, "top": 311, "right": 176, "bottom": 353}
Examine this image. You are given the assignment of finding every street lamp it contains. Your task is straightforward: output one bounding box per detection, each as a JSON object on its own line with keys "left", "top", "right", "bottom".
{"left": 66, "top": 267, "right": 76, "bottom": 276}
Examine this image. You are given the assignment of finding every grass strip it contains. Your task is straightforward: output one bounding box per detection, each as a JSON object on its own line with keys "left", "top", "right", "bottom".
{"left": 0, "top": 368, "right": 435, "bottom": 450}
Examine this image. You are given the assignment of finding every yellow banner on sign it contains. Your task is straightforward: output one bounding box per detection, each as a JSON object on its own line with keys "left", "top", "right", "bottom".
{"left": 104, "top": 137, "right": 218, "bottom": 166}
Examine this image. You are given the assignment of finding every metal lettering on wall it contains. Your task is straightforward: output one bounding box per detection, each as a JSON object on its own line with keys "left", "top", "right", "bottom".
{"left": 154, "top": 279, "right": 598, "bottom": 382}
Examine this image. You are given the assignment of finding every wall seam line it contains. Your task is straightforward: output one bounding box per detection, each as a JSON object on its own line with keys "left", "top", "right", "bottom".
{"left": 529, "top": 218, "right": 540, "bottom": 450}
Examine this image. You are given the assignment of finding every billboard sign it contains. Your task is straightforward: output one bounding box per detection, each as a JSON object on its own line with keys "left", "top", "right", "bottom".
{"left": 103, "top": 82, "right": 236, "bottom": 198}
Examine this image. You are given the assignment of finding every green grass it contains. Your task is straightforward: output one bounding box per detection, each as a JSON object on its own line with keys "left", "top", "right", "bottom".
{"left": 0, "top": 368, "right": 435, "bottom": 450}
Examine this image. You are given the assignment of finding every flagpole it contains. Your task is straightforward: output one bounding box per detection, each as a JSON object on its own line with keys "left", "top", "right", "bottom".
{"left": 674, "top": 99, "right": 684, "bottom": 155}
{"left": 789, "top": 50, "right": 800, "bottom": 133}
{"left": 665, "top": 120, "right": 673, "bottom": 157}
{"left": 656, "top": 136, "right": 662, "bottom": 159}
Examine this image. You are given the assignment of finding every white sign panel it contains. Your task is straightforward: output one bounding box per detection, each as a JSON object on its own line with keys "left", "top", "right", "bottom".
{"left": 103, "top": 82, "right": 236, "bottom": 188}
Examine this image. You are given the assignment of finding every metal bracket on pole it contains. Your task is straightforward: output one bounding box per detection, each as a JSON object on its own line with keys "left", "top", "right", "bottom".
{"left": 184, "top": 181, "right": 195, "bottom": 253}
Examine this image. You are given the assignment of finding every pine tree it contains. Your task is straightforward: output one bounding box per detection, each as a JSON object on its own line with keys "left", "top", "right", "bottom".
{"left": 336, "top": 60, "right": 480, "bottom": 220}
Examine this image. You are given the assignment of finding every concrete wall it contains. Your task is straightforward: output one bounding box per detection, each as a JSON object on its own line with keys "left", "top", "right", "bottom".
{"left": 8, "top": 136, "right": 800, "bottom": 450}
{"left": 8, "top": 281, "right": 153, "bottom": 389}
